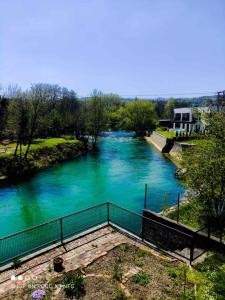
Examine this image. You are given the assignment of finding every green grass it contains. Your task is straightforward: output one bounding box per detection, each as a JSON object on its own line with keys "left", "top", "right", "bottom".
{"left": 156, "top": 128, "right": 176, "bottom": 139}
{"left": 178, "top": 139, "right": 211, "bottom": 146}
{"left": 156, "top": 129, "right": 176, "bottom": 139}
{"left": 0, "top": 137, "right": 79, "bottom": 158}
{"left": 165, "top": 200, "right": 202, "bottom": 229}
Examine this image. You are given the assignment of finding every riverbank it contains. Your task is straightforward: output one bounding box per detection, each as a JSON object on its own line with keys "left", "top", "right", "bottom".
{"left": 0, "top": 138, "right": 87, "bottom": 183}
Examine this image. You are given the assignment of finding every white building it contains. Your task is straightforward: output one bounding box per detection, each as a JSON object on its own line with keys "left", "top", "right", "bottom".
{"left": 173, "top": 107, "right": 209, "bottom": 132}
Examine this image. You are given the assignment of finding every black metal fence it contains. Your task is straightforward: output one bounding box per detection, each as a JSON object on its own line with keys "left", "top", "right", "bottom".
{"left": 0, "top": 202, "right": 211, "bottom": 267}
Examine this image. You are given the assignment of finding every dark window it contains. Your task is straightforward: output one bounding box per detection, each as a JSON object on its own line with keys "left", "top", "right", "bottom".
{"left": 174, "top": 113, "right": 181, "bottom": 121}
{"left": 182, "top": 113, "right": 190, "bottom": 121}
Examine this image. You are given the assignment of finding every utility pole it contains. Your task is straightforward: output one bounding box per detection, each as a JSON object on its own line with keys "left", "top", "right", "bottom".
{"left": 217, "top": 90, "right": 225, "bottom": 111}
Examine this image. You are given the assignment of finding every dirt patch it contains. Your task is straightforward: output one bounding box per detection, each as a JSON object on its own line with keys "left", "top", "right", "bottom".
{"left": 0, "top": 244, "right": 189, "bottom": 299}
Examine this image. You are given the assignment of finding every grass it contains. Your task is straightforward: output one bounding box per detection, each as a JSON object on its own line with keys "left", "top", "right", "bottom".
{"left": 165, "top": 200, "right": 202, "bottom": 229}
{"left": 0, "top": 137, "right": 79, "bottom": 158}
{"left": 131, "top": 272, "right": 150, "bottom": 286}
{"left": 156, "top": 129, "right": 176, "bottom": 139}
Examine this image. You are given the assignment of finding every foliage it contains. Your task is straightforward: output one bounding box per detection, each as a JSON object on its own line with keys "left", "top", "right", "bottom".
{"left": 112, "top": 261, "right": 123, "bottom": 282}
{"left": 131, "top": 271, "right": 150, "bottom": 286}
{"left": 113, "top": 288, "right": 129, "bottom": 300}
{"left": 12, "top": 258, "right": 22, "bottom": 269}
{"left": 166, "top": 200, "right": 204, "bottom": 229}
{"left": 135, "top": 258, "right": 144, "bottom": 267}
{"left": 167, "top": 267, "right": 177, "bottom": 278}
{"left": 63, "top": 272, "right": 85, "bottom": 299}
{"left": 117, "top": 100, "right": 158, "bottom": 134}
{"left": 118, "top": 244, "right": 127, "bottom": 252}
{"left": 182, "top": 112, "right": 225, "bottom": 231}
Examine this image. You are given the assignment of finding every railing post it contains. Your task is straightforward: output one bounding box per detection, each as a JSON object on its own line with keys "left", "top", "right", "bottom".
{"left": 60, "top": 218, "right": 63, "bottom": 244}
{"left": 144, "top": 184, "right": 147, "bottom": 209}
{"left": 190, "top": 237, "right": 194, "bottom": 265}
{"left": 107, "top": 202, "right": 110, "bottom": 225}
{"left": 177, "top": 193, "right": 180, "bottom": 223}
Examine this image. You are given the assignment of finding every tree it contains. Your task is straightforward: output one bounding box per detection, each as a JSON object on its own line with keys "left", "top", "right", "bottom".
{"left": 0, "top": 96, "right": 8, "bottom": 140}
{"left": 183, "top": 112, "right": 225, "bottom": 232}
{"left": 86, "top": 90, "right": 106, "bottom": 147}
{"left": 117, "top": 100, "right": 158, "bottom": 134}
{"left": 7, "top": 95, "right": 30, "bottom": 159}
{"left": 24, "top": 84, "right": 46, "bottom": 159}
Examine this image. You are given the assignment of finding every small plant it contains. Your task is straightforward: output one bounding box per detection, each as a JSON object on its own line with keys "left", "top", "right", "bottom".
{"left": 12, "top": 258, "right": 22, "bottom": 269}
{"left": 47, "top": 264, "right": 52, "bottom": 272}
{"left": 113, "top": 263, "right": 123, "bottom": 282}
{"left": 167, "top": 268, "right": 177, "bottom": 278}
{"left": 118, "top": 244, "right": 127, "bottom": 252}
{"left": 161, "top": 259, "right": 172, "bottom": 267}
{"left": 63, "top": 272, "right": 85, "bottom": 299}
{"left": 31, "top": 289, "right": 46, "bottom": 300}
{"left": 132, "top": 272, "right": 150, "bottom": 286}
{"left": 180, "top": 289, "right": 195, "bottom": 299}
{"left": 135, "top": 258, "right": 144, "bottom": 267}
{"left": 113, "top": 288, "right": 129, "bottom": 300}
{"left": 136, "top": 248, "right": 149, "bottom": 257}
{"left": 91, "top": 244, "right": 98, "bottom": 248}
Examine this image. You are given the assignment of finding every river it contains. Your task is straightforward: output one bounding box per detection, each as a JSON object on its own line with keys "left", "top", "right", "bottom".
{"left": 0, "top": 131, "right": 184, "bottom": 237}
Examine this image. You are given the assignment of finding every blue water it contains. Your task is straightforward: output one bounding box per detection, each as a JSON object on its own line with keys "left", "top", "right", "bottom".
{"left": 0, "top": 131, "right": 184, "bottom": 237}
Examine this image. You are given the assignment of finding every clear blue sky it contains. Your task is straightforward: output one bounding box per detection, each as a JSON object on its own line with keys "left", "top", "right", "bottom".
{"left": 0, "top": 0, "right": 225, "bottom": 97}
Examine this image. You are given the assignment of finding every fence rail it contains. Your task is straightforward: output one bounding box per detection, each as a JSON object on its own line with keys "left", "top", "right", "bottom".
{"left": 0, "top": 202, "right": 212, "bottom": 267}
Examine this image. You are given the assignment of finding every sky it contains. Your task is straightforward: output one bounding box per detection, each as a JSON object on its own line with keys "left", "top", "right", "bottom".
{"left": 0, "top": 0, "right": 225, "bottom": 97}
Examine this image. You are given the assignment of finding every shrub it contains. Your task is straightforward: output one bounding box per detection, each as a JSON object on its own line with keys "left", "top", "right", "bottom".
{"left": 167, "top": 268, "right": 177, "bottom": 278}
{"left": 118, "top": 244, "right": 127, "bottom": 252}
{"left": 113, "top": 288, "right": 129, "bottom": 300}
{"left": 136, "top": 248, "right": 149, "bottom": 257}
{"left": 63, "top": 272, "right": 85, "bottom": 299}
{"left": 135, "top": 258, "right": 144, "bottom": 267}
{"left": 132, "top": 272, "right": 150, "bottom": 286}
{"left": 12, "top": 258, "right": 22, "bottom": 269}
{"left": 113, "top": 263, "right": 123, "bottom": 282}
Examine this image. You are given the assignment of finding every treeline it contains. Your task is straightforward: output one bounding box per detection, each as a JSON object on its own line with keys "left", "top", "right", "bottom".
{"left": 0, "top": 83, "right": 215, "bottom": 158}
{"left": 0, "top": 84, "right": 159, "bottom": 158}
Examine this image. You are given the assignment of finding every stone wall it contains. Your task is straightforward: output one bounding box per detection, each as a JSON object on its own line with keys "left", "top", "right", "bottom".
{"left": 142, "top": 209, "right": 225, "bottom": 260}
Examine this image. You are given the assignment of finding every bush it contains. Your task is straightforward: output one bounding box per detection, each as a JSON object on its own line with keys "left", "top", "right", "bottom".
{"left": 113, "top": 263, "right": 123, "bottom": 282}
{"left": 135, "top": 258, "right": 144, "bottom": 267}
{"left": 118, "top": 244, "right": 127, "bottom": 252}
{"left": 113, "top": 288, "right": 129, "bottom": 300}
{"left": 63, "top": 272, "right": 85, "bottom": 299}
{"left": 132, "top": 272, "right": 150, "bottom": 286}
{"left": 12, "top": 258, "right": 22, "bottom": 269}
{"left": 167, "top": 268, "right": 177, "bottom": 278}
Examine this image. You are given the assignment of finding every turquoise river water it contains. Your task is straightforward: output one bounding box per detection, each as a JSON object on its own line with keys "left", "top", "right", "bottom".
{"left": 0, "top": 131, "right": 184, "bottom": 237}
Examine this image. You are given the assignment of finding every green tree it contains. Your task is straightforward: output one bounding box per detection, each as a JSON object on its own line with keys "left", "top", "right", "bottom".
{"left": 117, "top": 100, "right": 158, "bottom": 134}
{"left": 0, "top": 96, "right": 8, "bottom": 140}
{"left": 86, "top": 90, "right": 106, "bottom": 147}
{"left": 183, "top": 112, "right": 225, "bottom": 231}
{"left": 7, "top": 95, "right": 30, "bottom": 159}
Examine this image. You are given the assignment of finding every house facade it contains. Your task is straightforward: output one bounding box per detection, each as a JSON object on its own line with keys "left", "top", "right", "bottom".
{"left": 172, "top": 107, "right": 208, "bottom": 133}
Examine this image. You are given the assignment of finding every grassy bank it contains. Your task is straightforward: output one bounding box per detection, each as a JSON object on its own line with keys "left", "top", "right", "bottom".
{"left": 0, "top": 137, "right": 86, "bottom": 181}
{"left": 164, "top": 200, "right": 202, "bottom": 229}
{"left": 156, "top": 129, "right": 176, "bottom": 139}
{"left": 0, "top": 137, "right": 80, "bottom": 158}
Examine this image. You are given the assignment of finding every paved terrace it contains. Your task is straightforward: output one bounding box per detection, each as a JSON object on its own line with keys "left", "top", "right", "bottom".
{"left": 0, "top": 226, "right": 170, "bottom": 297}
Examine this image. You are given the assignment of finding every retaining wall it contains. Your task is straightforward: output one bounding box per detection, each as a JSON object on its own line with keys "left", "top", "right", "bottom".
{"left": 145, "top": 132, "right": 174, "bottom": 153}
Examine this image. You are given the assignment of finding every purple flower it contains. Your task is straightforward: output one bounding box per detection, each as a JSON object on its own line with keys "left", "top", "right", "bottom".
{"left": 31, "top": 289, "right": 46, "bottom": 300}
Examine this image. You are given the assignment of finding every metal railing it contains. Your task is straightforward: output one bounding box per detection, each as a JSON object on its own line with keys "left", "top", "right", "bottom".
{"left": 0, "top": 202, "right": 209, "bottom": 267}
